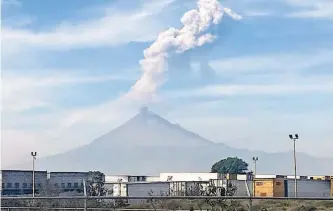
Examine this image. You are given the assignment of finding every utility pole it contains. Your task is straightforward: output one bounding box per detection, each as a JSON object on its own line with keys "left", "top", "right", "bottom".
{"left": 31, "top": 152, "right": 37, "bottom": 197}
{"left": 289, "top": 134, "right": 299, "bottom": 197}
{"left": 252, "top": 157, "right": 258, "bottom": 197}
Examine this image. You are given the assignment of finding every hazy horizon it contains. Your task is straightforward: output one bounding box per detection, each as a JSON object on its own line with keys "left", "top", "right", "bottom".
{"left": 2, "top": 0, "right": 333, "bottom": 168}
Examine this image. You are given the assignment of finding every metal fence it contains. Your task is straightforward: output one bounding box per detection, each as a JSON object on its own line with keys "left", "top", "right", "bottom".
{"left": 1, "top": 196, "right": 333, "bottom": 211}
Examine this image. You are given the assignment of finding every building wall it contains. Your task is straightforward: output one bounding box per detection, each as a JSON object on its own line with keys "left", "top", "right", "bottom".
{"left": 1, "top": 170, "right": 47, "bottom": 195}
{"left": 112, "top": 183, "right": 127, "bottom": 196}
{"left": 127, "top": 182, "right": 170, "bottom": 204}
{"left": 146, "top": 176, "right": 160, "bottom": 182}
{"left": 253, "top": 179, "right": 276, "bottom": 197}
{"left": 286, "top": 180, "right": 331, "bottom": 197}
{"left": 331, "top": 178, "right": 333, "bottom": 197}
{"left": 160, "top": 173, "right": 221, "bottom": 181}
{"left": 105, "top": 175, "right": 158, "bottom": 183}
{"left": 105, "top": 175, "right": 129, "bottom": 183}
{"left": 49, "top": 172, "right": 88, "bottom": 193}
{"left": 273, "top": 179, "right": 285, "bottom": 197}
{"left": 229, "top": 180, "right": 253, "bottom": 196}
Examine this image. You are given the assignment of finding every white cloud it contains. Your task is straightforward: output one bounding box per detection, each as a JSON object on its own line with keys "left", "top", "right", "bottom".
{"left": 284, "top": 0, "right": 333, "bottom": 20}
{"left": 1, "top": 98, "right": 138, "bottom": 167}
{"left": 1, "top": 0, "right": 21, "bottom": 7}
{"left": 2, "top": 0, "right": 333, "bottom": 168}
{"left": 180, "top": 83, "right": 333, "bottom": 97}
{"left": 1, "top": 0, "right": 179, "bottom": 167}
{"left": 243, "top": 10, "right": 273, "bottom": 17}
{"left": 1, "top": 0, "right": 175, "bottom": 57}
{"left": 1, "top": 71, "right": 135, "bottom": 112}
{"left": 166, "top": 49, "right": 333, "bottom": 97}
{"left": 209, "top": 49, "right": 333, "bottom": 74}
{"left": 170, "top": 106, "right": 333, "bottom": 156}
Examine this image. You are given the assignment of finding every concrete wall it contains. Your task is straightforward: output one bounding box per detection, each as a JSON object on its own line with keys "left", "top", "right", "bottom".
{"left": 160, "top": 173, "right": 221, "bottom": 181}
{"left": 287, "top": 180, "right": 331, "bottom": 197}
{"left": 127, "top": 182, "right": 170, "bottom": 204}
{"left": 229, "top": 180, "right": 252, "bottom": 196}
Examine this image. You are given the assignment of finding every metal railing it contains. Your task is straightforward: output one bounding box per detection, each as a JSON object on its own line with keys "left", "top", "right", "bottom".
{"left": 1, "top": 196, "right": 333, "bottom": 211}
{"left": 2, "top": 196, "right": 333, "bottom": 200}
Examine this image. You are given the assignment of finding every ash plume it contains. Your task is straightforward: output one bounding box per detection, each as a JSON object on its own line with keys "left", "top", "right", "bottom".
{"left": 127, "top": 0, "right": 243, "bottom": 103}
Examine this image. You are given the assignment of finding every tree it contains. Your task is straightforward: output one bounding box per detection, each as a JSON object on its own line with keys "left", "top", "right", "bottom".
{"left": 211, "top": 157, "right": 249, "bottom": 174}
{"left": 86, "top": 171, "right": 107, "bottom": 196}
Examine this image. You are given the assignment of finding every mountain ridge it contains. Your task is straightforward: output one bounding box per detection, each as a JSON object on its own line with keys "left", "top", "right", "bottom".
{"left": 90, "top": 107, "right": 217, "bottom": 147}
{"left": 9, "top": 108, "right": 333, "bottom": 175}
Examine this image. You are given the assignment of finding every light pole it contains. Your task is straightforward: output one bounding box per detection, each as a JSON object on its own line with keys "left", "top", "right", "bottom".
{"left": 31, "top": 152, "right": 37, "bottom": 197}
{"left": 252, "top": 157, "right": 259, "bottom": 176}
{"left": 289, "top": 134, "right": 299, "bottom": 197}
{"left": 252, "top": 157, "right": 258, "bottom": 197}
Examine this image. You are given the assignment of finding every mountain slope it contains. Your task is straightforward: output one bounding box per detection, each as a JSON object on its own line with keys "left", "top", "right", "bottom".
{"left": 11, "top": 108, "right": 333, "bottom": 175}
{"left": 91, "top": 107, "right": 216, "bottom": 147}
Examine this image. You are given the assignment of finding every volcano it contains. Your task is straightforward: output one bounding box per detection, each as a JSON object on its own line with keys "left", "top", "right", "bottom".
{"left": 12, "top": 108, "right": 333, "bottom": 175}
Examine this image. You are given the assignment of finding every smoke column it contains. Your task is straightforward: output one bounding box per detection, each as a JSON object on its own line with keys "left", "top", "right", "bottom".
{"left": 127, "top": 0, "right": 242, "bottom": 103}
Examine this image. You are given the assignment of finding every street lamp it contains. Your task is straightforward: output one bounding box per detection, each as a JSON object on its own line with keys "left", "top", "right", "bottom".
{"left": 252, "top": 157, "right": 259, "bottom": 176}
{"left": 289, "top": 134, "right": 299, "bottom": 197}
{"left": 252, "top": 157, "right": 259, "bottom": 197}
{"left": 31, "top": 152, "right": 37, "bottom": 197}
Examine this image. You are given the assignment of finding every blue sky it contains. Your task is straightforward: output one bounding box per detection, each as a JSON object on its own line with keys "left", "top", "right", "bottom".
{"left": 1, "top": 0, "right": 333, "bottom": 167}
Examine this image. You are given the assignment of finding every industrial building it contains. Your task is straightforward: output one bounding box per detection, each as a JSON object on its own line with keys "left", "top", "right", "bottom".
{"left": 1, "top": 170, "right": 88, "bottom": 196}
{"left": 49, "top": 172, "right": 88, "bottom": 193}
{"left": 0, "top": 170, "right": 48, "bottom": 195}
{"left": 104, "top": 173, "right": 333, "bottom": 199}
{"left": 1, "top": 170, "right": 333, "bottom": 200}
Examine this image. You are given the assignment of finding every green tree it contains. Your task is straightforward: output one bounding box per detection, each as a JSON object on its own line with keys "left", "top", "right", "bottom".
{"left": 86, "top": 171, "right": 107, "bottom": 196}
{"left": 211, "top": 157, "right": 249, "bottom": 174}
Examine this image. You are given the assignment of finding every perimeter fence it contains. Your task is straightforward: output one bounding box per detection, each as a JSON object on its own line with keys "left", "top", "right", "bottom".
{"left": 1, "top": 196, "right": 333, "bottom": 211}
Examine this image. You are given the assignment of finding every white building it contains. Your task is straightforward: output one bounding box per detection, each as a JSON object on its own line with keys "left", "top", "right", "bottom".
{"left": 159, "top": 172, "right": 223, "bottom": 181}
{"left": 105, "top": 175, "right": 160, "bottom": 196}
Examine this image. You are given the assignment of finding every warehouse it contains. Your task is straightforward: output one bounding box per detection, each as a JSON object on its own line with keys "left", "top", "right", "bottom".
{"left": 105, "top": 175, "right": 160, "bottom": 197}
{"left": 1, "top": 170, "right": 48, "bottom": 195}
{"left": 1, "top": 170, "right": 332, "bottom": 198}
{"left": 49, "top": 172, "right": 88, "bottom": 193}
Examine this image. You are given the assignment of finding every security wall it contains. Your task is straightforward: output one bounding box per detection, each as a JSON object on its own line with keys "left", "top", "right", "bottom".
{"left": 127, "top": 182, "right": 170, "bottom": 204}
{"left": 286, "top": 180, "right": 331, "bottom": 197}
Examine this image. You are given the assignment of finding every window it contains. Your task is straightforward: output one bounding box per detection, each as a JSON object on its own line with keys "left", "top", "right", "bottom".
{"left": 15, "top": 183, "right": 20, "bottom": 189}
{"left": 30, "top": 183, "right": 33, "bottom": 188}
{"left": 67, "top": 183, "right": 72, "bottom": 188}
{"left": 23, "top": 183, "right": 28, "bottom": 188}
{"left": 54, "top": 183, "right": 59, "bottom": 187}
{"left": 7, "top": 183, "right": 12, "bottom": 188}
{"left": 74, "top": 183, "right": 79, "bottom": 188}
{"left": 61, "top": 183, "right": 65, "bottom": 189}
{"left": 2, "top": 183, "right": 4, "bottom": 188}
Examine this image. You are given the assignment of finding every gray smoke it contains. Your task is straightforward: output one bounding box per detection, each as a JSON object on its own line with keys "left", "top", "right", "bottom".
{"left": 127, "top": 0, "right": 242, "bottom": 102}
